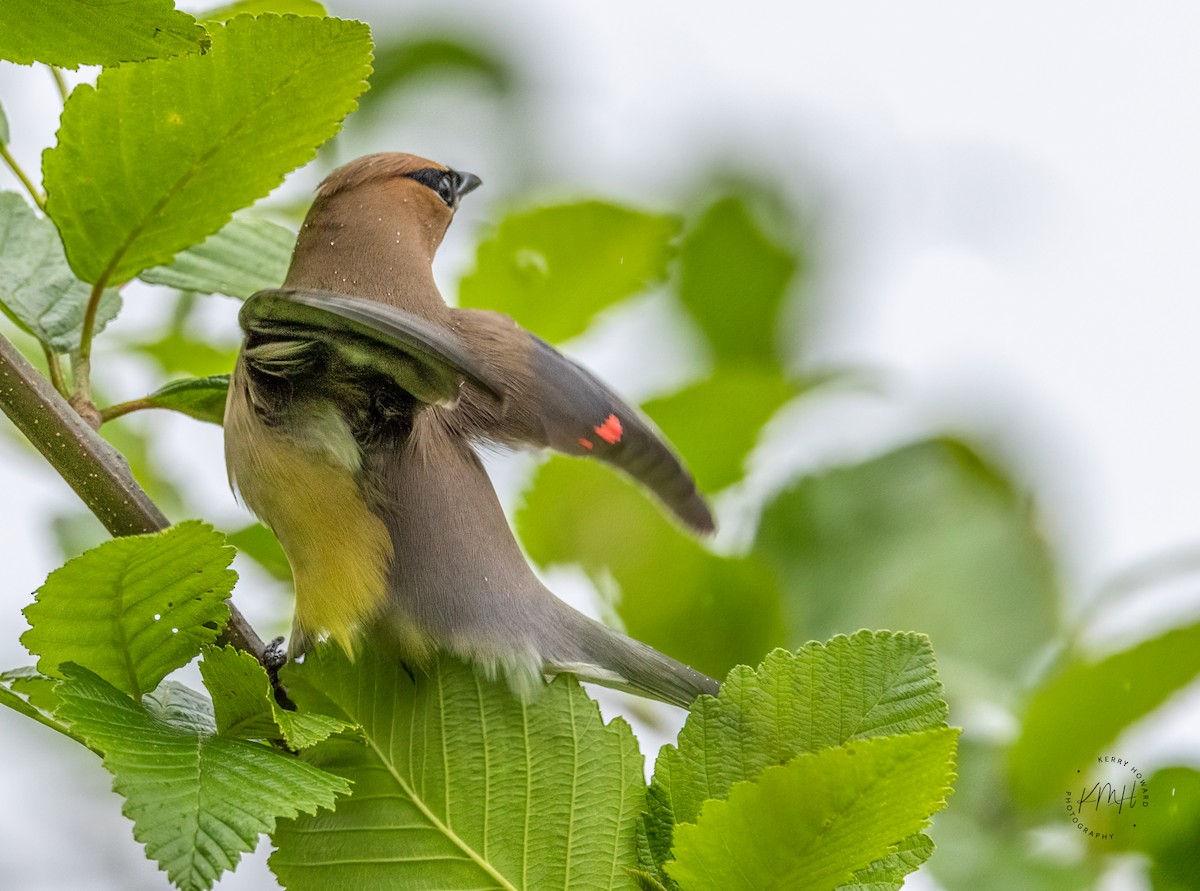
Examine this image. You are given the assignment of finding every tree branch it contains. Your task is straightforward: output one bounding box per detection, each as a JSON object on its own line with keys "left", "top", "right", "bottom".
{"left": 0, "top": 332, "right": 266, "bottom": 659}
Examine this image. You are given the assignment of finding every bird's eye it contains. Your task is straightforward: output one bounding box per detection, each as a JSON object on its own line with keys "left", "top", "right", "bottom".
{"left": 436, "top": 173, "right": 457, "bottom": 206}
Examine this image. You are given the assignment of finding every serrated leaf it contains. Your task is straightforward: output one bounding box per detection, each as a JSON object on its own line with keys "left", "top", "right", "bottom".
{"left": 838, "top": 833, "right": 934, "bottom": 891}
{"left": 0, "top": 191, "right": 122, "bottom": 351}
{"left": 677, "top": 196, "right": 798, "bottom": 367}
{"left": 226, "top": 522, "right": 292, "bottom": 581}
{"left": 44, "top": 14, "right": 373, "bottom": 285}
{"left": 139, "top": 216, "right": 296, "bottom": 298}
{"left": 519, "top": 457, "right": 786, "bottom": 679}
{"left": 755, "top": 439, "right": 1060, "bottom": 689}
{"left": 0, "top": 665, "right": 59, "bottom": 712}
{"left": 270, "top": 637, "right": 645, "bottom": 891}
{"left": 1008, "top": 620, "right": 1200, "bottom": 809}
{"left": 0, "top": 0, "right": 208, "bottom": 69}
{"left": 643, "top": 369, "right": 802, "bottom": 493}
{"left": 140, "top": 375, "right": 230, "bottom": 424}
{"left": 459, "top": 201, "right": 679, "bottom": 343}
{"left": 665, "top": 729, "right": 958, "bottom": 891}
{"left": 200, "top": 646, "right": 348, "bottom": 749}
{"left": 640, "top": 633, "right": 948, "bottom": 884}
{"left": 201, "top": 0, "right": 326, "bottom": 22}
{"left": 144, "top": 680, "right": 218, "bottom": 734}
{"left": 57, "top": 665, "right": 349, "bottom": 891}
{"left": 22, "top": 521, "right": 236, "bottom": 698}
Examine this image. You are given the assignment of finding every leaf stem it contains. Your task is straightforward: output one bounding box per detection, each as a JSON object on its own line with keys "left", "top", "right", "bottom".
{"left": 72, "top": 279, "right": 108, "bottom": 417}
{"left": 99, "top": 398, "right": 154, "bottom": 425}
{"left": 0, "top": 142, "right": 46, "bottom": 211}
{"left": 48, "top": 65, "right": 70, "bottom": 105}
{"left": 0, "top": 330, "right": 267, "bottom": 660}
{"left": 41, "top": 343, "right": 69, "bottom": 397}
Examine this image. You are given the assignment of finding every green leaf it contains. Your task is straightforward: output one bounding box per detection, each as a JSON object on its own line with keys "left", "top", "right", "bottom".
{"left": 200, "top": 0, "right": 327, "bottom": 22}
{"left": 459, "top": 202, "right": 679, "bottom": 343}
{"left": 677, "top": 197, "right": 797, "bottom": 367}
{"left": 755, "top": 439, "right": 1060, "bottom": 690}
{"left": 641, "top": 633, "right": 948, "bottom": 883}
{"left": 0, "top": 0, "right": 208, "bottom": 68}
{"left": 839, "top": 833, "right": 934, "bottom": 891}
{"left": 227, "top": 522, "right": 292, "bottom": 581}
{"left": 270, "top": 637, "right": 645, "bottom": 891}
{"left": 144, "top": 680, "right": 218, "bottom": 734}
{"left": 519, "top": 457, "right": 787, "bottom": 679}
{"left": 1102, "top": 766, "right": 1200, "bottom": 891}
{"left": 0, "top": 191, "right": 122, "bottom": 351}
{"left": 200, "top": 645, "right": 348, "bottom": 749}
{"left": 643, "top": 369, "right": 801, "bottom": 493}
{"left": 366, "top": 35, "right": 514, "bottom": 104}
{"left": 139, "top": 215, "right": 296, "bottom": 298}
{"left": 126, "top": 329, "right": 239, "bottom": 378}
{"left": 43, "top": 14, "right": 373, "bottom": 285}
{"left": 665, "top": 729, "right": 958, "bottom": 891}
{"left": 1007, "top": 620, "right": 1200, "bottom": 809}
{"left": 0, "top": 665, "right": 59, "bottom": 712}
{"left": 140, "top": 375, "right": 230, "bottom": 424}
{"left": 57, "top": 665, "right": 349, "bottom": 891}
{"left": 22, "top": 521, "right": 236, "bottom": 698}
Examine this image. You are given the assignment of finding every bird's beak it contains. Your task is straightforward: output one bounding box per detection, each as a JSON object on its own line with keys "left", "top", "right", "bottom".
{"left": 455, "top": 171, "right": 483, "bottom": 202}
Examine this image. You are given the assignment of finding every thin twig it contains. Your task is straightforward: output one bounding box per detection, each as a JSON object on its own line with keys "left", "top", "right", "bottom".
{"left": 0, "top": 331, "right": 266, "bottom": 660}
{"left": 41, "top": 344, "right": 68, "bottom": 397}
{"left": 48, "top": 66, "right": 69, "bottom": 105}
{"left": 99, "top": 398, "right": 154, "bottom": 425}
{"left": 0, "top": 143, "right": 46, "bottom": 211}
{"left": 71, "top": 280, "right": 107, "bottom": 412}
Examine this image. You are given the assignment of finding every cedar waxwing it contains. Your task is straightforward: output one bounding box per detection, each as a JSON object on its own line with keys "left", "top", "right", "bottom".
{"left": 225, "top": 152, "right": 719, "bottom": 708}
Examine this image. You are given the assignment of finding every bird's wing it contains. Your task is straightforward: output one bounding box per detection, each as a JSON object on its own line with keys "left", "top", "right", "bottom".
{"left": 240, "top": 288, "right": 503, "bottom": 407}
{"left": 521, "top": 335, "right": 715, "bottom": 533}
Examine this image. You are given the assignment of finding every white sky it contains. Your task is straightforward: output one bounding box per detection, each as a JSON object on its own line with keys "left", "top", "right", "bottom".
{"left": 2, "top": 2, "right": 1199, "bottom": 888}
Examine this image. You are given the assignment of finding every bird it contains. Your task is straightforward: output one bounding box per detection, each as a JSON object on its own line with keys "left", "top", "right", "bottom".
{"left": 224, "top": 152, "right": 719, "bottom": 708}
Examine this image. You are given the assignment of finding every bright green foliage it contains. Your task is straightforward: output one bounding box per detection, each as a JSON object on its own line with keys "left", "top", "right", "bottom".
{"left": 141, "top": 375, "right": 230, "bottom": 425}
{"left": 43, "top": 14, "right": 373, "bottom": 285}
{"left": 755, "top": 439, "right": 1060, "bottom": 689}
{"left": 1007, "top": 620, "right": 1200, "bottom": 809}
{"left": 56, "top": 665, "right": 349, "bottom": 891}
{"left": 0, "top": 191, "right": 122, "bottom": 352}
{"left": 1, "top": 665, "right": 59, "bottom": 713}
{"left": 666, "top": 729, "right": 958, "bottom": 891}
{"left": 677, "top": 196, "right": 797, "bottom": 367}
{"left": 140, "top": 216, "right": 296, "bottom": 298}
{"left": 144, "top": 680, "right": 218, "bottom": 734}
{"left": 643, "top": 368, "right": 801, "bottom": 493}
{"left": 199, "top": 645, "right": 348, "bottom": 748}
{"left": 459, "top": 201, "right": 679, "bottom": 343}
{"left": 519, "top": 457, "right": 787, "bottom": 678}
{"left": 1101, "top": 766, "right": 1200, "bottom": 891}
{"left": 0, "top": 0, "right": 208, "bottom": 68}
{"left": 22, "top": 521, "right": 235, "bottom": 698}
{"left": 366, "top": 35, "right": 515, "bottom": 111}
{"left": 201, "top": 0, "right": 327, "bottom": 22}
{"left": 270, "top": 638, "right": 646, "bottom": 891}
{"left": 640, "top": 633, "right": 948, "bottom": 886}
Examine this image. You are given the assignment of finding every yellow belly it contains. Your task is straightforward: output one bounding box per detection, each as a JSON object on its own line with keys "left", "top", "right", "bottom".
{"left": 224, "top": 368, "right": 393, "bottom": 657}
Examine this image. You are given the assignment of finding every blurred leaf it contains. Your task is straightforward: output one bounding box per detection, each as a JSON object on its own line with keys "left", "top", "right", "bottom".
{"left": 200, "top": 646, "right": 348, "bottom": 748}
{"left": 644, "top": 368, "right": 801, "bottom": 493}
{"left": 0, "top": 0, "right": 208, "bottom": 68}
{"left": 144, "top": 680, "right": 217, "bottom": 734}
{"left": 0, "top": 665, "right": 59, "bottom": 712}
{"left": 641, "top": 634, "right": 948, "bottom": 885}
{"left": 367, "top": 35, "right": 513, "bottom": 103}
{"left": 0, "top": 191, "right": 122, "bottom": 352}
{"left": 0, "top": 101, "right": 9, "bottom": 143}
{"left": 43, "top": 14, "right": 373, "bottom": 284}
{"left": 140, "top": 375, "right": 230, "bottom": 425}
{"left": 1008, "top": 620, "right": 1200, "bottom": 810}
{"left": 128, "top": 329, "right": 238, "bottom": 378}
{"left": 1101, "top": 766, "right": 1200, "bottom": 891}
{"left": 200, "top": 0, "right": 326, "bottom": 22}
{"left": 460, "top": 202, "right": 679, "bottom": 343}
{"left": 227, "top": 522, "right": 292, "bottom": 581}
{"left": 57, "top": 665, "right": 349, "bottom": 891}
{"left": 22, "top": 521, "right": 236, "bottom": 698}
{"left": 519, "top": 457, "right": 786, "bottom": 679}
{"left": 666, "top": 729, "right": 957, "bottom": 891}
{"left": 677, "top": 196, "right": 798, "bottom": 368}
{"left": 270, "top": 638, "right": 645, "bottom": 891}
{"left": 139, "top": 216, "right": 295, "bottom": 298}
{"left": 755, "top": 439, "right": 1060, "bottom": 690}
{"left": 99, "top": 407, "right": 189, "bottom": 513}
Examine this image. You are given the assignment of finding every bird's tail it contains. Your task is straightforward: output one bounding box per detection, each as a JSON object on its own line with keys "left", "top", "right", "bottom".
{"left": 543, "top": 609, "right": 720, "bottom": 710}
